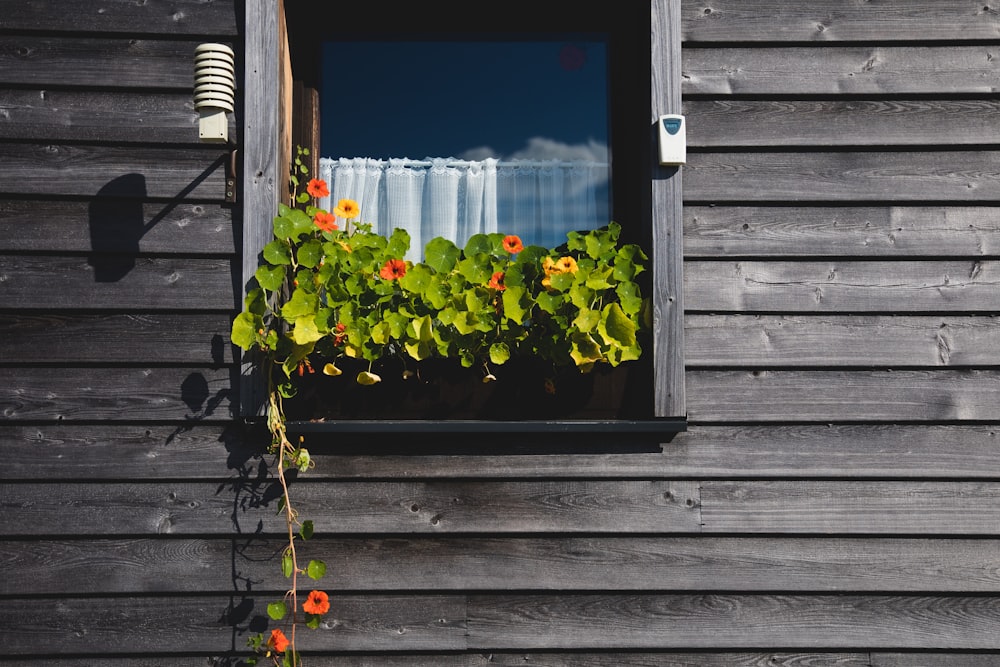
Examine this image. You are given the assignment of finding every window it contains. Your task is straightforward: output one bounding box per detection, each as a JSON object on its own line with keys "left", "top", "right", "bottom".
{"left": 318, "top": 37, "right": 611, "bottom": 257}
{"left": 241, "top": 0, "right": 685, "bottom": 423}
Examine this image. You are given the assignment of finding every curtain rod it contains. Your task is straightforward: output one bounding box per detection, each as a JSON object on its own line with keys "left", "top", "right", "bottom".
{"left": 320, "top": 157, "right": 608, "bottom": 168}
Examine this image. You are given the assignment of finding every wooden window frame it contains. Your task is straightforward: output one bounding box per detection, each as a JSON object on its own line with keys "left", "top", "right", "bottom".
{"left": 240, "top": 0, "right": 685, "bottom": 424}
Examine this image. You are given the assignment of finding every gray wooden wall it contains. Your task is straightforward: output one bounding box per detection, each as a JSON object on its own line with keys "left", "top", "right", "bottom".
{"left": 2, "top": 1, "right": 1000, "bottom": 665}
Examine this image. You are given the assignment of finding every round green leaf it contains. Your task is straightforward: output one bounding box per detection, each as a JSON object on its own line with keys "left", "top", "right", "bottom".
{"left": 255, "top": 265, "right": 286, "bottom": 292}
{"left": 424, "top": 237, "right": 460, "bottom": 273}
{"left": 299, "top": 520, "right": 314, "bottom": 540}
{"left": 297, "top": 239, "right": 323, "bottom": 268}
{"left": 489, "top": 342, "right": 510, "bottom": 365}
{"left": 263, "top": 239, "right": 292, "bottom": 265}
{"left": 267, "top": 601, "right": 288, "bottom": 620}
{"left": 306, "top": 559, "right": 327, "bottom": 580}
{"left": 230, "top": 312, "right": 259, "bottom": 350}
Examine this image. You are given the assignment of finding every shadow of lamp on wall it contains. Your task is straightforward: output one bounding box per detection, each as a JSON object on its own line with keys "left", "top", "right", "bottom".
{"left": 87, "top": 174, "right": 147, "bottom": 282}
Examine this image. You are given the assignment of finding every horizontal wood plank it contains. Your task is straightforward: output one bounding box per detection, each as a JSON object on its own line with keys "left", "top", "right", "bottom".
{"left": 682, "top": 0, "right": 1000, "bottom": 42}
{"left": 685, "top": 100, "right": 1000, "bottom": 148}
{"left": 665, "top": 424, "right": 1000, "bottom": 479}
{"left": 0, "top": 594, "right": 467, "bottom": 654}
{"left": 8, "top": 594, "right": 998, "bottom": 654}
{"left": 1, "top": 653, "right": 997, "bottom": 667}
{"left": 0, "top": 144, "right": 227, "bottom": 200}
{"left": 684, "top": 152, "right": 1000, "bottom": 203}
{"left": 0, "top": 198, "right": 235, "bottom": 254}
{"left": 701, "top": 481, "right": 1000, "bottom": 534}
{"left": 467, "top": 594, "right": 1000, "bottom": 649}
{"left": 6, "top": 536, "right": 998, "bottom": 595}
{"left": 10, "top": 423, "right": 1000, "bottom": 481}
{"left": 685, "top": 315, "right": 1000, "bottom": 367}
{"left": 685, "top": 261, "right": 1000, "bottom": 312}
{"left": 0, "top": 255, "right": 236, "bottom": 310}
{"left": 310, "top": 423, "right": 1000, "bottom": 480}
{"left": 0, "top": 37, "right": 222, "bottom": 89}
{"left": 688, "top": 369, "right": 1000, "bottom": 422}
{"left": 684, "top": 206, "right": 1000, "bottom": 257}
{"left": 0, "top": 367, "right": 233, "bottom": 421}
{"left": 0, "top": 424, "right": 260, "bottom": 480}
{"left": 0, "top": 89, "right": 226, "bottom": 144}
{"left": 0, "top": 480, "right": 701, "bottom": 535}
{"left": 9, "top": 479, "right": 1000, "bottom": 537}
{"left": 683, "top": 46, "right": 1000, "bottom": 95}
{"left": 1, "top": 0, "right": 239, "bottom": 35}
{"left": 0, "top": 314, "right": 236, "bottom": 363}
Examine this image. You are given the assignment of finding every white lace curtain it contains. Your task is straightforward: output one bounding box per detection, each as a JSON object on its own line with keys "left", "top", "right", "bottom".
{"left": 319, "top": 156, "right": 609, "bottom": 259}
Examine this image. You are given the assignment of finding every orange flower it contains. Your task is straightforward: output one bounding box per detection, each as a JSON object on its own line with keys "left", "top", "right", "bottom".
{"left": 313, "top": 210, "right": 338, "bottom": 232}
{"left": 488, "top": 271, "right": 506, "bottom": 291}
{"left": 379, "top": 258, "right": 407, "bottom": 280}
{"left": 268, "top": 628, "right": 290, "bottom": 653}
{"left": 334, "top": 198, "right": 360, "bottom": 219}
{"left": 502, "top": 235, "right": 524, "bottom": 254}
{"left": 303, "top": 589, "right": 330, "bottom": 615}
{"left": 306, "top": 178, "right": 330, "bottom": 199}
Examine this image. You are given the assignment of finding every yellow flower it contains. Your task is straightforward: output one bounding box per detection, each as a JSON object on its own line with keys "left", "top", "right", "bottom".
{"left": 334, "top": 198, "right": 360, "bottom": 219}
{"left": 555, "top": 256, "right": 578, "bottom": 274}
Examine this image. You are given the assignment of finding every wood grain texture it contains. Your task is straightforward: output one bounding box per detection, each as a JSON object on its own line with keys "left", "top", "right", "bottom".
{"left": 0, "top": 0, "right": 239, "bottom": 35}
{"left": 664, "top": 424, "right": 1000, "bottom": 478}
{"left": 683, "top": 46, "right": 1000, "bottom": 95}
{"left": 9, "top": 536, "right": 1000, "bottom": 595}
{"left": 0, "top": 594, "right": 467, "bottom": 653}
{"left": 0, "top": 198, "right": 235, "bottom": 254}
{"left": 0, "top": 367, "right": 233, "bottom": 422}
{"left": 0, "top": 37, "right": 223, "bottom": 89}
{"left": 687, "top": 370, "right": 1000, "bottom": 422}
{"left": 466, "top": 594, "right": 1000, "bottom": 649}
{"left": 0, "top": 144, "right": 228, "bottom": 200}
{"left": 684, "top": 152, "right": 1000, "bottom": 203}
{"left": 685, "top": 315, "right": 1000, "bottom": 367}
{"left": 685, "top": 100, "right": 1000, "bottom": 148}
{"left": 0, "top": 89, "right": 222, "bottom": 144}
{"left": 0, "top": 424, "right": 258, "bottom": 480}
{"left": 651, "top": 0, "right": 686, "bottom": 417}
{"left": 0, "top": 480, "right": 701, "bottom": 535}
{"left": 0, "top": 655, "right": 875, "bottom": 667}
{"left": 241, "top": 0, "right": 282, "bottom": 417}
{"left": 308, "top": 423, "right": 1000, "bottom": 480}
{"left": 684, "top": 206, "right": 1000, "bottom": 257}
{"left": 681, "top": 0, "right": 1000, "bottom": 42}
{"left": 701, "top": 481, "right": 1000, "bottom": 534}
{"left": 0, "top": 314, "right": 235, "bottom": 363}
{"left": 685, "top": 261, "right": 1000, "bottom": 312}
{"left": 7, "top": 423, "right": 998, "bottom": 481}
{"left": 0, "top": 255, "right": 236, "bottom": 310}
{"left": 2, "top": 654, "right": 998, "bottom": 667}
{"left": 5, "top": 594, "right": 999, "bottom": 654}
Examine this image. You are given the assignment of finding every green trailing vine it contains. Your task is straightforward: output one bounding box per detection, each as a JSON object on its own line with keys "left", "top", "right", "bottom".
{"left": 233, "top": 146, "right": 650, "bottom": 663}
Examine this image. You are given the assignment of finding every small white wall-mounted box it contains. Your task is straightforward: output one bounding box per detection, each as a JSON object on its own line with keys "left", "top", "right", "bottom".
{"left": 657, "top": 114, "right": 686, "bottom": 166}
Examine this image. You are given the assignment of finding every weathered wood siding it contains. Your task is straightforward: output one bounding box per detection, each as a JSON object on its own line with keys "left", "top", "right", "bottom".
{"left": 2, "top": 1, "right": 1000, "bottom": 665}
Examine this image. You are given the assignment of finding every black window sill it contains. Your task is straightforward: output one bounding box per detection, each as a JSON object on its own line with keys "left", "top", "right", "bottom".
{"left": 283, "top": 419, "right": 687, "bottom": 435}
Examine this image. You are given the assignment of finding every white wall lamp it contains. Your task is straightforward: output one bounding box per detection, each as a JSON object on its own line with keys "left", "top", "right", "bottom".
{"left": 194, "top": 43, "right": 235, "bottom": 143}
{"left": 194, "top": 43, "right": 238, "bottom": 202}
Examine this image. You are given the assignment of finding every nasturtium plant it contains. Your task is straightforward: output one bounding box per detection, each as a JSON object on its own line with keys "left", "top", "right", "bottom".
{"left": 233, "top": 145, "right": 650, "bottom": 664}
{"left": 232, "top": 157, "right": 650, "bottom": 392}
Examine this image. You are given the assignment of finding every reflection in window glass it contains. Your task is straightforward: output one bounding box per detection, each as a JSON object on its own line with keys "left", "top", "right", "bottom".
{"left": 319, "top": 38, "right": 610, "bottom": 256}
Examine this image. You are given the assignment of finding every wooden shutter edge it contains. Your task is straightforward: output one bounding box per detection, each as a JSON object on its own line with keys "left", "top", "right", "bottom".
{"left": 651, "top": 0, "right": 686, "bottom": 418}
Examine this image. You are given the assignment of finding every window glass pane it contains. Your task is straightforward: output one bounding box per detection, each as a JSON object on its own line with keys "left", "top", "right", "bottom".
{"left": 319, "top": 38, "right": 610, "bottom": 254}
